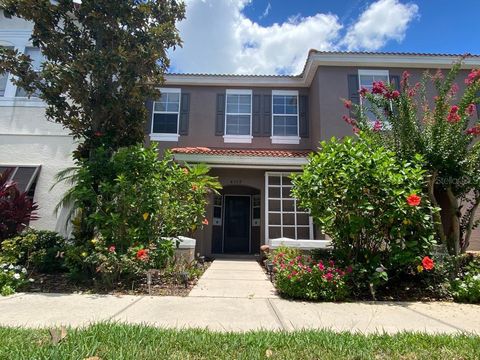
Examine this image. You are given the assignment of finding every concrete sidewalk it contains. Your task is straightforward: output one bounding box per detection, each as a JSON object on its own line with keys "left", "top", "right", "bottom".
{"left": 188, "top": 258, "right": 278, "bottom": 299}
{"left": 1, "top": 292, "right": 479, "bottom": 334}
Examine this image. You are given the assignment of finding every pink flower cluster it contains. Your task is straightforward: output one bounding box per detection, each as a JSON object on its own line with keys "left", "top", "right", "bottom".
{"left": 272, "top": 253, "right": 351, "bottom": 283}
{"left": 465, "top": 69, "right": 480, "bottom": 85}
{"left": 466, "top": 125, "right": 480, "bottom": 136}
{"left": 447, "top": 105, "right": 461, "bottom": 123}
{"left": 360, "top": 81, "right": 400, "bottom": 100}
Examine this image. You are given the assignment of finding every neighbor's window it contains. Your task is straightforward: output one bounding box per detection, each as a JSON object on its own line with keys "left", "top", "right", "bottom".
{"left": 224, "top": 89, "right": 252, "bottom": 141}
{"left": 358, "top": 70, "right": 389, "bottom": 122}
{"left": 272, "top": 90, "right": 299, "bottom": 139}
{"left": 0, "top": 46, "right": 14, "bottom": 97}
{"left": 16, "top": 47, "right": 44, "bottom": 98}
{"left": 151, "top": 88, "right": 181, "bottom": 140}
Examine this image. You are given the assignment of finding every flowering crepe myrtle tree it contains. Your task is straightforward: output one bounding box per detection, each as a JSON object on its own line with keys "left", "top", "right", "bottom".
{"left": 342, "top": 59, "right": 480, "bottom": 254}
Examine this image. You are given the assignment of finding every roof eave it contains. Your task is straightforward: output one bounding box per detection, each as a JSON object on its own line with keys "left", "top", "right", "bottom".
{"left": 165, "top": 52, "right": 480, "bottom": 88}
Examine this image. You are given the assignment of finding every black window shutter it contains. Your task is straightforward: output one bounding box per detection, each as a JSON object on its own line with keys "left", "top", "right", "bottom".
{"left": 261, "top": 94, "right": 272, "bottom": 137}
{"left": 390, "top": 75, "right": 400, "bottom": 90}
{"left": 252, "top": 94, "right": 261, "bottom": 136}
{"left": 348, "top": 74, "right": 360, "bottom": 105}
{"left": 299, "top": 95, "right": 308, "bottom": 138}
{"left": 179, "top": 93, "right": 190, "bottom": 135}
{"left": 215, "top": 93, "right": 225, "bottom": 136}
{"left": 145, "top": 99, "right": 154, "bottom": 134}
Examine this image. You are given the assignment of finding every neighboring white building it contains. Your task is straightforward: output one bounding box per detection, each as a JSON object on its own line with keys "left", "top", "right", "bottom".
{"left": 0, "top": 13, "right": 75, "bottom": 234}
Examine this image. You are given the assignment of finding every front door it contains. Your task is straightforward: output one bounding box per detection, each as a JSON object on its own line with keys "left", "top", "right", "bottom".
{"left": 224, "top": 196, "right": 250, "bottom": 253}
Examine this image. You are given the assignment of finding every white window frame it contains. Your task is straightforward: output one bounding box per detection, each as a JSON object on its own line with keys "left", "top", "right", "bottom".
{"left": 358, "top": 70, "right": 390, "bottom": 122}
{"left": 150, "top": 87, "right": 181, "bottom": 142}
{"left": 223, "top": 89, "right": 253, "bottom": 143}
{"left": 264, "top": 172, "right": 314, "bottom": 244}
{"left": 271, "top": 90, "right": 300, "bottom": 144}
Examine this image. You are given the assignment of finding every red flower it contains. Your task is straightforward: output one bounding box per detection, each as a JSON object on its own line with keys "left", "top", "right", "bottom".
{"left": 466, "top": 125, "right": 480, "bottom": 136}
{"left": 372, "top": 81, "right": 387, "bottom": 95}
{"left": 359, "top": 87, "right": 369, "bottom": 97}
{"left": 400, "top": 71, "right": 410, "bottom": 87}
{"left": 373, "top": 120, "right": 382, "bottom": 132}
{"left": 202, "top": 218, "right": 209, "bottom": 225}
{"left": 108, "top": 245, "right": 116, "bottom": 253}
{"left": 352, "top": 126, "right": 360, "bottom": 134}
{"left": 447, "top": 105, "right": 461, "bottom": 123}
{"left": 465, "top": 69, "right": 480, "bottom": 85}
{"left": 136, "top": 249, "right": 149, "bottom": 261}
{"left": 390, "top": 90, "right": 400, "bottom": 99}
{"left": 323, "top": 272, "right": 333, "bottom": 281}
{"left": 342, "top": 99, "right": 352, "bottom": 109}
{"left": 407, "top": 194, "right": 421, "bottom": 206}
{"left": 422, "top": 256, "right": 434, "bottom": 271}
{"left": 466, "top": 104, "right": 476, "bottom": 116}
{"left": 318, "top": 262, "right": 325, "bottom": 271}
{"left": 342, "top": 115, "right": 356, "bottom": 126}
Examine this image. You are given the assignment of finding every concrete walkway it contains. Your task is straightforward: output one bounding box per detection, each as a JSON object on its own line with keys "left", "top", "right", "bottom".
{"left": 188, "top": 258, "right": 278, "bottom": 299}
{"left": 0, "top": 259, "right": 479, "bottom": 334}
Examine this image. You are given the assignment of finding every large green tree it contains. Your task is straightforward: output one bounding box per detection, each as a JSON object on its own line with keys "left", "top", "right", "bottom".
{"left": 0, "top": 0, "right": 185, "bottom": 158}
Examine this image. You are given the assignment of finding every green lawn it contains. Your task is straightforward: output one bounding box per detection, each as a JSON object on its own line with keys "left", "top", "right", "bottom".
{"left": 0, "top": 323, "right": 478, "bottom": 360}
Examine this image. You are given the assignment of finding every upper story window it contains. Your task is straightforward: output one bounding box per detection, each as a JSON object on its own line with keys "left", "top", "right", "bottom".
{"left": 151, "top": 88, "right": 181, "bottom": 142}
{"left": 358, "top": 69, "right": 389, "bottom": 122}
{"left": 0, "top": 45, "right": 14, "bottom": 97}
{"left": 15, "top": 47, "right": 44, "bottom": 98}
{"left": 271, "top": 90, "right": 299, "bottom": 144}
{"left": 224, "top": 89, "right": 252, "bottom": 143}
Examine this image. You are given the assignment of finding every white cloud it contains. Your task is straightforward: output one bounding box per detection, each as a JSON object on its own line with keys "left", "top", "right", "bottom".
{"left": 341, "top": 0, "right": 419, "bottom": 51}
{"left": 170, "top": 0, "right": 419, "bottom": 75}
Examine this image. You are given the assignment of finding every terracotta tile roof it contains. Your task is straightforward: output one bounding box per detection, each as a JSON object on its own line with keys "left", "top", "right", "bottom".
{"left": 171, "top": 147, "right": 311, "bottom": 158}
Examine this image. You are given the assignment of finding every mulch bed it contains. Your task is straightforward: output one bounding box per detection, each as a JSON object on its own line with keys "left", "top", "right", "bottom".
{"left": 25, "top": 262, "right": 211, "bottom": 297}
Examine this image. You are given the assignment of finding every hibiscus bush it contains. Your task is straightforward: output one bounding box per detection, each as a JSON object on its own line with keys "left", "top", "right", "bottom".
{"left": 292, "top": 135, "right": 438, "bottom": 294}
{"left": 58, "top": 143, "right": 220, "bottom": 284}
{"left": 345, "top": 61, "right": 480, "bottom": 254}
{"left": 271, "top": 247, "right": 350, "bottom": 301}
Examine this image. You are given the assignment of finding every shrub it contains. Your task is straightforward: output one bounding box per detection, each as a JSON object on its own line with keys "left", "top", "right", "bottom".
{"left": 0, "top": 169, "right": 38, "bottom": 241}
{"left": 450, "top": 257, "right": 480, "bottom": 303}
{"left": 0, "top": 263, "right": 32, "bottom": 296}
{"left": 292, "top": 135, "right": 437, "bottom": 292}
{"left": 58, "top": 144, "right": 220, "bottom": 283}
{"left": 0, "top": 229, "right": 66, "bottom": 273}
{"left": 271, "top": 248, "right": 350, "bottom": 301}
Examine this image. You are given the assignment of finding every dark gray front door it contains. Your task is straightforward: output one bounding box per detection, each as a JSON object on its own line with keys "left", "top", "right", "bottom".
{"left": 224, "top": 196, "right": 250, "bottom": 253}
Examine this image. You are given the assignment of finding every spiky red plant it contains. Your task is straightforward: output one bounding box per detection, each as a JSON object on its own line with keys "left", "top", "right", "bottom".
{"left": 0, "top": 169, "right": 39, "bottom": 240}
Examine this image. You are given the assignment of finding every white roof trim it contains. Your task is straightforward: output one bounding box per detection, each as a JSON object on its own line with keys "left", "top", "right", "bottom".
{"left": 165, "top": 52, "right": 480, "bottom": 88}
{"left": 173, "top": 153, "right": 308, "bottom": 168}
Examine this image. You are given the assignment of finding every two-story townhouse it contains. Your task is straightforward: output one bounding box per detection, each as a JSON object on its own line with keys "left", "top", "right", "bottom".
{"left": 0, "top": 13, "right": 75, "bottom": 235}
{"left": 2, "top": 11, "right": 480, "bottom": 254}
{"left": 149, "top": 51, "right": 480, "bottom": 255}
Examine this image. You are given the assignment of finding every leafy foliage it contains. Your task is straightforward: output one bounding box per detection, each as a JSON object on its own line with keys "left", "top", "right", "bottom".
{"left": 0, "top": 263, "right": 30, "bottom": 296}
{"left": 0, "top": 169, "right": 38, "bottom": 241}
{"left": 271, "top": 247, "right": 350, "bottom": 301}
{"left": 0, "top": 228, "right": 66, "bottom": 273}
{"left": 58, "top": 143, "right": 220, "bottom": 283}
{"left": 292, "top": 136, "right": 437, "bottom": 293}
{"left": 345, "top": 61, "right": 480, "bottom": 254}
{"left": 450, "top": 256, "right": 480, "bottom": 303}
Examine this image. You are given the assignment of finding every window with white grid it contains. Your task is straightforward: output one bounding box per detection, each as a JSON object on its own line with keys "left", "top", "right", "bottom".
{"left": 265, "top": 172, "right": 313, "bottom": 241}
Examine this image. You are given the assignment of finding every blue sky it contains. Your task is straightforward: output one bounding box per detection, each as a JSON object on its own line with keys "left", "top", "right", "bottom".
{"left": 169, "top": 0, "right": 480, "bottom": 75}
